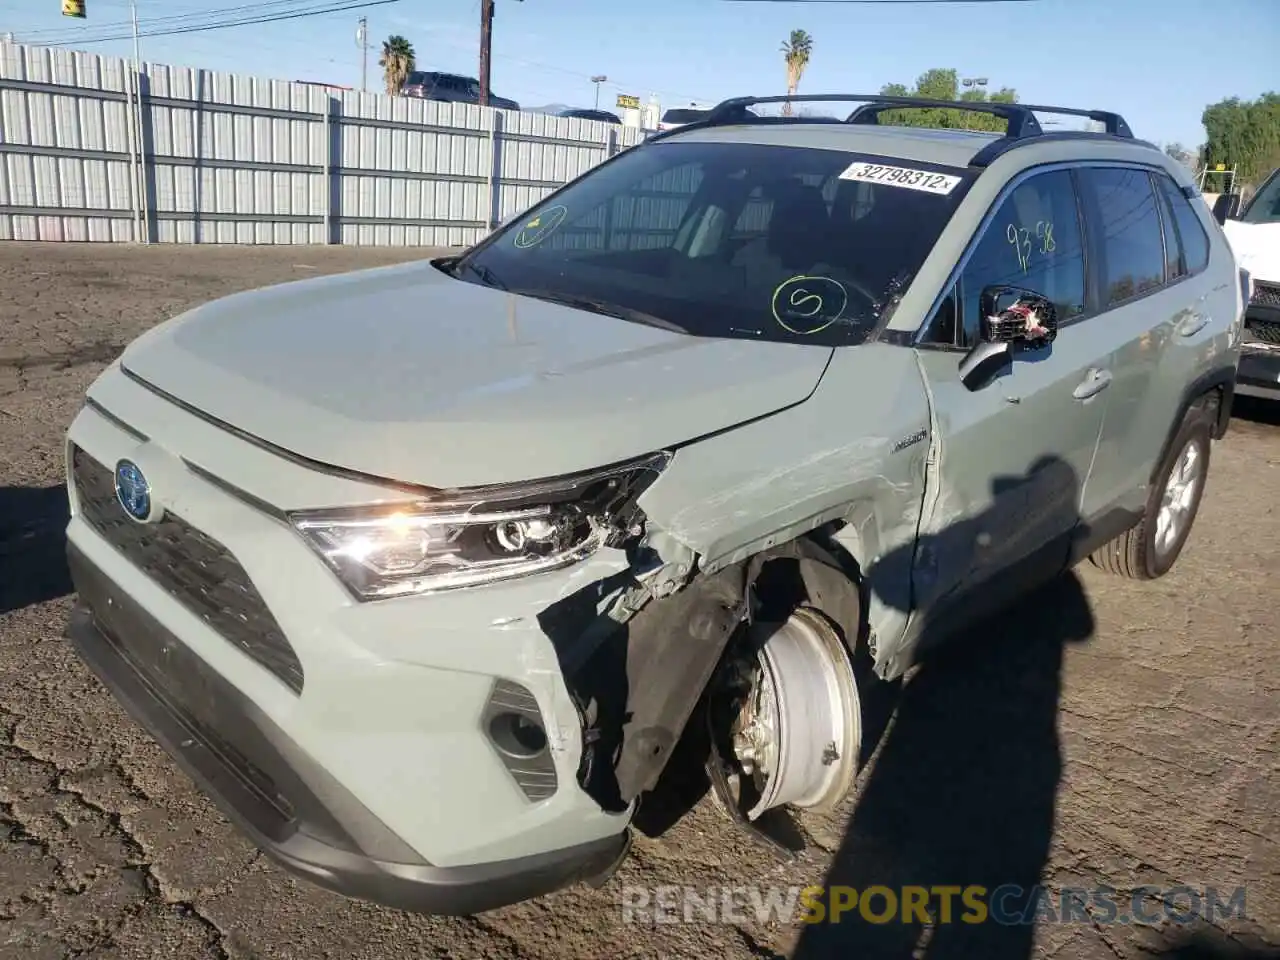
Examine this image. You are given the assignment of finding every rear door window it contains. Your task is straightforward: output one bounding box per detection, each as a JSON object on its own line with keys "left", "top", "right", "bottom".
{"left": 1078, "top": 167, "right": 1168, "bottom": 307}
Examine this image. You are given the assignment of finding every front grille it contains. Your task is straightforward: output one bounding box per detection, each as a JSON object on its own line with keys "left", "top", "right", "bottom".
{"left": 71, "top": 446, "right": 304, "bottom": 694}
{"left": 1246, "top": 316, "right": 1280, "bottom": 345}
{"left": 1251, "top": 280, "right": 1280, "bottom": 309}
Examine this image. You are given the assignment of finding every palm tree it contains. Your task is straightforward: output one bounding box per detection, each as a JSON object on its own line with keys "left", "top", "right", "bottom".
{"left": 380, "top": 35, "right": 415, "bottom": 96}
{"left": 780, "top": 30, "right": 813, "bottom": 117}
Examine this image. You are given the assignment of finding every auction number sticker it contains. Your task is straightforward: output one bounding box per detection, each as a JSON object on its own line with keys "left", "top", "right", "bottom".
{"left": 838, "top": 162, "right": 962, "bottom": 195}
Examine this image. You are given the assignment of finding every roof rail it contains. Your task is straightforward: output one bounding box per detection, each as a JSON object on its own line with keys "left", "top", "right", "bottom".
{"left": 644, "top": 93, "right": 1135, "bottom": 145}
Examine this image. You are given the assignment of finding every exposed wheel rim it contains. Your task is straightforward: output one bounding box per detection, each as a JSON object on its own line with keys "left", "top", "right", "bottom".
{"left": 726, "top": 608, "right": 861, "bottom": 820}
{"left": 1154, "top": 436, "right": 1205, "bottom": 559}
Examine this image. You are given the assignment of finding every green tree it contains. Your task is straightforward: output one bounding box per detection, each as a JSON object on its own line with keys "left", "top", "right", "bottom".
{"left": 1201, "top": 92, "right": 1280, "bottom": 191}
{"left": 780, "top": 30, "right": 814, "bottom": 117}
{"left": 379, "top": 35, "right": 416, "bottom": 96}
{"left": 875, "top": 68, "right": 1018, "bottom": 132}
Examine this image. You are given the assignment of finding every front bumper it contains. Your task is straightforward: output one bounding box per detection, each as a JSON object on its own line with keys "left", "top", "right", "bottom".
{"left": 1237, "top": 301, "right": 1280, "bottom": 401}
{"left": 62, "top": 365, "right": 637, "bottom": 912}
{"left": 65, "top": 541, "right": 630, "bottom": 915}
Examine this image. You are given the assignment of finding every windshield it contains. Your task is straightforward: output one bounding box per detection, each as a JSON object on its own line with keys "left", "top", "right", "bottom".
{"left": 1241, "top": 168, "right": 1280, "bottom": 225}
{"left": 454, "top": 140, "right": 976, "bottom": 346}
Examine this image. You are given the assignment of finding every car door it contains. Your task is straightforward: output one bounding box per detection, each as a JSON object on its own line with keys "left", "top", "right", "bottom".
{"left": 912, "top": 166, "right": 1109, "bottom": 626}
{"left": 1073, "top": 165, "right": 1230, "bottom": 528}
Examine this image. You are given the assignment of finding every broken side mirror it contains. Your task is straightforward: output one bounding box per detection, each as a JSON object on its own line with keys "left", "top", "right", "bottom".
{"left": 1212, "top": 192, "right": 1241, "bottom": 225}
{"left": 958, "top": 286, "right": 1059, "bottom": 392}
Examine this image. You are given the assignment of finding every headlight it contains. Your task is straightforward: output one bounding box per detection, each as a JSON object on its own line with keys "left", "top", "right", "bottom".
{"left": 289, "top": 452, "right": 670, "bottom": 600}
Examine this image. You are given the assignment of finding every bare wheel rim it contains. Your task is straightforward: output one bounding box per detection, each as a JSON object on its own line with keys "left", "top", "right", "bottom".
{"left": 730, "top": 608, "right": 862, "bottom": 820}
{"left": 1154, "top": 437, "right": 1204, "bottom": 557}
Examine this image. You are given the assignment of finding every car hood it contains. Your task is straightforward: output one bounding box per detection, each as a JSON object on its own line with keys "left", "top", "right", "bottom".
{"left": 118, "top": 259, "right": 833, "bottom": 489}
{"left": 1223, "top": 219, "right": 1280, "bottom": 284}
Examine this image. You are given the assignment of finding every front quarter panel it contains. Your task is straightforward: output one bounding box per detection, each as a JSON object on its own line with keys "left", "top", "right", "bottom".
{"left": 636, "top": 342, "right": 931, "bottom": 658}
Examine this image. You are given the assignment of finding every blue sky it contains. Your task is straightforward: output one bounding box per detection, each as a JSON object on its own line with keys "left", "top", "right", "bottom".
{"left": 3, "top": 0, "right": 1277, "bottom": 148}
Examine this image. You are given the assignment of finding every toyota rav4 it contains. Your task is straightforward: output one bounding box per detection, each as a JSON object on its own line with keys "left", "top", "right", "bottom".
{"left": 63, "top": 94, "right": 1247, "bottom": 916}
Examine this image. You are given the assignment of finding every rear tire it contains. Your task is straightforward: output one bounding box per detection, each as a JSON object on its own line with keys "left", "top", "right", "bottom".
{"left": 1088, "top": 406, "right": 1212, "bottom": 580}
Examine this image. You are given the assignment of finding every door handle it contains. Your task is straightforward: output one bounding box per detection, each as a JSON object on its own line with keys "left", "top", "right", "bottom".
{"left": 1178, "top": 313, "right": 1209, "bottom": 337}
{"left": 1072, "top": 368, "right": 1112, "bottom": 400}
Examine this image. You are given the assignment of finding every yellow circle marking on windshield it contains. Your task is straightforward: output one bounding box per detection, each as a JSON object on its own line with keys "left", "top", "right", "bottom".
{"left": 771, "top": 275, "right": 849, "bottom": 335}
{"left": 513, "top": 204, "right": 568, "bottom": 249}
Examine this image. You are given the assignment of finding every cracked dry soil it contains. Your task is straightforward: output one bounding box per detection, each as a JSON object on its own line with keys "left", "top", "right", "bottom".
{"left": 0, "top": 242, "right": 1277, "bottom": 960}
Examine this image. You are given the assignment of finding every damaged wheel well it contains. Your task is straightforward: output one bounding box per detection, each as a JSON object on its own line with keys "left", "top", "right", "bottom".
{"left": 554, "top": 530, "right": 866, "bottom": 813}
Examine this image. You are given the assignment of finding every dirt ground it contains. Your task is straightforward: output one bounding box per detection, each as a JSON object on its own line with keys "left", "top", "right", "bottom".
{"left": 0, "top": 243, "right": 1276, "bottom": 960}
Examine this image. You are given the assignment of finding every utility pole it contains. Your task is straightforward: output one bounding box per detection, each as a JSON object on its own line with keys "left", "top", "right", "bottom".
{"left": 479, "top": 0, "right": 494, "bottom": 107}
{"left": 479, "top": 0, "right": 522, "bottom": 108}
{"left": 355, "top": 17, "right": 369, "bottom": 92}
{"left": 129, "top": 0, "right": 141, "bottom": 70}
{"left": 591, "top": 75, "right": 607, "bottom": 110}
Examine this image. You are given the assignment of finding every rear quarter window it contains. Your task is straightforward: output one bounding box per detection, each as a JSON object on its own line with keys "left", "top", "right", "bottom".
{"left": 1156, "top": 173, "right": 1210, "bottom": 275}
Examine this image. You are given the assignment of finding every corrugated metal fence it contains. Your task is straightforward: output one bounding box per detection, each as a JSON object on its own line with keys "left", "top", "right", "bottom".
{"left": 0, "top": 41, "right": 648, "bottom": 246}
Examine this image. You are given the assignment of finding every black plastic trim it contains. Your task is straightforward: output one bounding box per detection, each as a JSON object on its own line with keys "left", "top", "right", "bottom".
{"left": 1246, "top": 300, "right": 1280, "bottom": 326}
{"left": 1237, "top": 350, "right": 1280, "bottom": 401}
{"left": 65, "top": 542, "right": 630, "bottom": 915}
{"left": 969, "top": 130, "right": 1159, "bottom": 168}
{"left": 1068, "top": 506, "right": 1144, "bottom": 566}
{"left": 661, "top": 93, "right": 1132, "bottom": 143}
{"left": 1152, "top": 367, "right": 1237, "bottom": 479}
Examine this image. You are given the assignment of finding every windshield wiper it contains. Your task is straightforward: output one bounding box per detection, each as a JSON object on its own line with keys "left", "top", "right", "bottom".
{"left": 512, "top": 290, "right": 688, "bottom": 333}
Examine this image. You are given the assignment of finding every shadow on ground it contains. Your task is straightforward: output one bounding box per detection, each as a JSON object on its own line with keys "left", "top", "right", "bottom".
{"left": 791, "top": 571, "right": 1095, "bottom": 960}
{"left": 0, "top": 485, "right": 72, "bottom": 615}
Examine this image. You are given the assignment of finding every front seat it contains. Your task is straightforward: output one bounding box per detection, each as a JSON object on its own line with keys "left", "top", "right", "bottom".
{"left": 765, "top": 181, "right": 833, "bottom": 271}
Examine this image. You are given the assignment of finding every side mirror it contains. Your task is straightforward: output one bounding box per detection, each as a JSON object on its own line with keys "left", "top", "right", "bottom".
{"left": 958, "top": 340, "right": 1013, "bottom": 392}
{"left": 958, "top": 286, "right": 1059, "bottom": 392}
{"left": 1212, "top": 192, "right": 1241, "bottom": 225}
{"left": 977, "top": 285, "right": 1059, "bottom": 347}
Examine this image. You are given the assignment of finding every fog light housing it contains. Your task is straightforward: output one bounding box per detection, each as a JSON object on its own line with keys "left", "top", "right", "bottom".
{"left": 482, "top": 679, "right": 558, "bottom": 802}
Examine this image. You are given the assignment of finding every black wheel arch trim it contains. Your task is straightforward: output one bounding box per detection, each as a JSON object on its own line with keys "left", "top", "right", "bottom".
{"left": 1151, "top": 365, "right": 1235, "bottom": 486}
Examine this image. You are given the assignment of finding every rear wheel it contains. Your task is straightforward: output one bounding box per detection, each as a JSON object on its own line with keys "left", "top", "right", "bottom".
{"left": 1088, "top": 407, "right": 1212, "bottom": 580}
{"left": 708, "top": 607, "right": 862, "bottom": 821}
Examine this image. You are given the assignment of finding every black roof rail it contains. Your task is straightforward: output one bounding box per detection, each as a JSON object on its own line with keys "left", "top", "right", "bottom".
{"left": 644, "top": 93, "right": 1136, "bottom": 147}
{"left": 969, "top": 130, "right": 1161, "bottom": 168}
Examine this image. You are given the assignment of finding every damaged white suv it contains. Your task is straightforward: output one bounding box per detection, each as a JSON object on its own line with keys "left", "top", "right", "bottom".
{"left": 64, "top": 94, "right": 1245, "bottom": 915}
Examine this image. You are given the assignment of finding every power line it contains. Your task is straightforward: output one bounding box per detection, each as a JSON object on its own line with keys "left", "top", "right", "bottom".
{"left": 719, "top": 1, "right": 1040, "bottom": 4}
{"left": 25, "top": 0, "right": 402, "bottom": 46}
{"left": 17, "top": 0, "right": 321, "bottom": 37}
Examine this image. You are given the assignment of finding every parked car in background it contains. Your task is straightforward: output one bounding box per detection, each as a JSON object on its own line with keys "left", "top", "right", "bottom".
{"left": 656, "top": 106, "right": 709, "bottom": 131}
{"left": 401, "top": 71, "right": 519, "bottom": 111}
{"left": 1215, "top": 167, "right": 1280, "bottom": 401}
{"left": 558, "top": 108, "right": 621, "bottom": 124}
